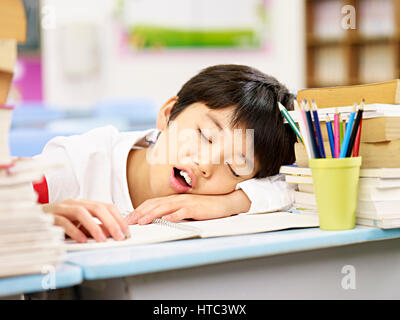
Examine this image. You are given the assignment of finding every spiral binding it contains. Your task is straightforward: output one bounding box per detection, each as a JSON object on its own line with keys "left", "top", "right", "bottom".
{"left": 153, "top": 218, "right": 201, "bottom": 234}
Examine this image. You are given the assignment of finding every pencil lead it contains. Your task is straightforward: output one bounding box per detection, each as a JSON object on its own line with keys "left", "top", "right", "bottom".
{"left": 304, "top": 99, "right": 311, "bottom": 110}
{"left": 326, "top": 114, "right": 331, "bottom": 122}
{"left": 311, "top": 99, "right": 317, "bottom": 108}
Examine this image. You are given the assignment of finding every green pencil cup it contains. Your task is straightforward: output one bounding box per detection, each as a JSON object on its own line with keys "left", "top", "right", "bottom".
{"left": 308, "top": 157, "right": 362, "bottom": 230}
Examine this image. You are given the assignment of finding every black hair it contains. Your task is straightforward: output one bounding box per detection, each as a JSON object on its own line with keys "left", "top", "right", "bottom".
{"left": 168, "top": 64, "right": 297, "bottom": 178}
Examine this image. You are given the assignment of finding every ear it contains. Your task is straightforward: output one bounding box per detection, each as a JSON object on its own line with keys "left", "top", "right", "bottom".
{"left": 156, "top": 96, "right": 178, "bottom": 131}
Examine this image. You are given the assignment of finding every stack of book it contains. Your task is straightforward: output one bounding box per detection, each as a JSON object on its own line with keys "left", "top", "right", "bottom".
{"left": 283, "top": 80, "right": 400, "bottom": 229}
{"left": 0, "top": 109, "right": 66, "bottom": 278}
{"left": 281, "top": 165, "right": 400, "bottom": 229}
{"left": 0, "top": 1, "right": 66, "bottom": 278}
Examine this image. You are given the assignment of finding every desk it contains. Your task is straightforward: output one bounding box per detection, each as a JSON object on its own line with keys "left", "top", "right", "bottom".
{"left": 0, "top": 263, "right": 82, "bottom": 298}
{"left": 66, "top": 226, "right": 400, "bottom": 299}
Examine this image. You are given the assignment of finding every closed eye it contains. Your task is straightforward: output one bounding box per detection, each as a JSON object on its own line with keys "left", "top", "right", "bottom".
{"left": 198, "top": 128, "right": 212, "bottom": 143}
{"left": 226, "top": 163, "right": 240, "bottom": 178}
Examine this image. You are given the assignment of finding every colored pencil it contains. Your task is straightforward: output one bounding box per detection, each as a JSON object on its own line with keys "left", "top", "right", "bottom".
{"left": 300, "top": 100, "right": 315, "bottom": 158}
{"left": 346, "top": 103, "right": 364, "bottom": 157}
{"left": 278, "top": 102, "right": 303, "bottom": 143}
{"left": 339, "top": 104, "right": 357, "bottom": 158}
{"left": 326, "top": 115, "right": 335, "bottom": 158}
{"left": 341, "top": 118, "right": 346, "bottom": 145}
{"left": 352, "top": 118, "right": 363, "bottom": 157}
{"left": 339, "top": 117, "right": 344, "bottom": 147}
{"left": 311, "top": 99, "right": 326, "bottom": 158}
{"left": 304, "top": 100, "right": 321, "bottom": 158}
{"left": 334, "top": 108, "right": 340, "bottom": 158}
{"left": 295, "top": 100, "right": 312, "bottom": 158}
{"left": 352, "top": 99, "right": 364, "bottom": 157}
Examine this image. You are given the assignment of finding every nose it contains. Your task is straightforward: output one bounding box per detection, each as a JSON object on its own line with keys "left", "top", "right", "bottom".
{"left": 193, "top": 161, "right": 212, "bottom": 178}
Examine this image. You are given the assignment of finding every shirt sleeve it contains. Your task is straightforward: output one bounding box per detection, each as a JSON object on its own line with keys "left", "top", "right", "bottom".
{"left": 33, "top": 126, "right": 118, "bottom": 203}
{"left": 235, "top": 174, "right": 295, "bottom": 214}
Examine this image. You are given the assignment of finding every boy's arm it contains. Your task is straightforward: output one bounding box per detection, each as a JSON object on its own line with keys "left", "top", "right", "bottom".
{"left": 235, "top": 174, "right": 295, "bottom": 213}
{"left": 127, "top": 175, "right": 294, "bottom": 225}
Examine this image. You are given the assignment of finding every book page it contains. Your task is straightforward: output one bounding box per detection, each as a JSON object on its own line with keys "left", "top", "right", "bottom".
{"left": 182, "top": 212, "right": 319, "bottom": 238}
{"left": 64, "top": 212, "right": 319, "bottom": 251}
{"left": 65, "top": 222, "right": 199, "bottom": 251}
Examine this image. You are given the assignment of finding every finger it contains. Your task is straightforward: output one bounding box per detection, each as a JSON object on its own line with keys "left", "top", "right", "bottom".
{"left": 54, "top": 215, "right": 87, "bottom": 243}
{"left": 163, "top": 208, "right": 190, "bottom": 223}
{"left": 137, "top": 202, "right": 180, "bottom": 225}
{"left": 54, "top": 205, "right": 107, "bottom": 242}
{"left": 84, "top": 202, "right": 126, "bottom": 241}
{"left": 128, "top": 199, "right": 161, "bottom": 224}
{"left": 131, "top": 198, "right": 163, "bottom": 220}
{"left": 78, "top": 223, "right": 112, "bottom": 238}
{"left": 70, "top": 199, "right": 129, "bottom": 238}
{"left": 126, "top": 212, "right": 138, "bottom": 225}
{"left": 104, "top": 203, "right": 131, "bottom": 238}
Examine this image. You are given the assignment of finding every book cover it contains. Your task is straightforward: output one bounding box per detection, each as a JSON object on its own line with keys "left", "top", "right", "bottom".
{"left": 297, "top": 80, "right": 400, "bottom": 108}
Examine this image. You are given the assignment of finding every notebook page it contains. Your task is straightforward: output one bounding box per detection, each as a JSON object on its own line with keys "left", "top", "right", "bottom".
{"left": 64, "top": 221, "right": 199, "bottom": 251}
{"left": 180, "top": 212, "right": 319, "bottom": 238}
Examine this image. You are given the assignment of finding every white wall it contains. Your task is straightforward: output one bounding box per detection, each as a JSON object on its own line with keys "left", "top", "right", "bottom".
{"left": 41, "top": 0, "right": 305, "bottom": 110}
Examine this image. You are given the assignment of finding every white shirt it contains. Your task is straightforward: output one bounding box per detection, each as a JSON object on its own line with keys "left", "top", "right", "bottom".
{"left": 34, "top": 126, "right": 294, "bottom": 215}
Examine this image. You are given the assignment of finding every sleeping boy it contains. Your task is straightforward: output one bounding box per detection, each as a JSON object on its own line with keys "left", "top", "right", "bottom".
{"left": 36, "top": 64, "right": 297, "bottom": 243}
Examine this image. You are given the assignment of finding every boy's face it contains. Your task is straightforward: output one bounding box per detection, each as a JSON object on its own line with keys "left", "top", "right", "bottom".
{"left": 146, "top": 98, "right": 259, "bottom": 198}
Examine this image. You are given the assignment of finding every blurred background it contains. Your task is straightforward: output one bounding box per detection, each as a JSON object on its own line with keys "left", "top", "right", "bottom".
{"left": 6, "top": 0, "right": 399, "bottom": 157}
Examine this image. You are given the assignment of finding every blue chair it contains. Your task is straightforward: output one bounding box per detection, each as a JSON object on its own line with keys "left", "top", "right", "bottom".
{"left": 93, "top": 98, "right": 158, "bottom": 128}
{"left": 9, "top": 98, "right": 159, "bottom": 157}
{"left": 9, "top": 128, "right": 68, "bottom": 157}
{"left": 11, "top": 102, "right": 66, "bottom": 128}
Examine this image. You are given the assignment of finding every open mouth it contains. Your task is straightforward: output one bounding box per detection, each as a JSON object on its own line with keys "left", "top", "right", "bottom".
{"left": 169, "top": 167, "right": 193, "bottom": 193}
{"left": 173, "top": 167, "right": 192, "bottom": 188}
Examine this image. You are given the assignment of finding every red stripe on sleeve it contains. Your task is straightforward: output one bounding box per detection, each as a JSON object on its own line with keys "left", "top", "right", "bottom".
{"left": 32, "top": 176, "right": 49, "bottom": 204}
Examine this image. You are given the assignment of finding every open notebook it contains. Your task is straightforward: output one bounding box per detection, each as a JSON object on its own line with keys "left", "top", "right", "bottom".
{"left": 65, "top": 212, "right": 319, "bottom": 251}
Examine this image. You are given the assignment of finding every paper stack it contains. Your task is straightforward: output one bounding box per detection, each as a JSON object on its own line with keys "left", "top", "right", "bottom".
{"left": 280, "top": 165, "right": 400, "bottom": 229}
{"left": 0, "top": 1, "right": 66, "bottom": 277}
{"left": 0, "top": 107, "right": 66, "bottom": 277}
{"left": 0, "top": 0, "right": 26, "bottom": 105}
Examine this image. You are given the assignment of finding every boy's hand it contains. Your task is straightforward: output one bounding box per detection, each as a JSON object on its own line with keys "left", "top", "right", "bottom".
{"left": 42, "top": 198, "right": 130, "bottom": 243}
{"left": 126, "top": 190, "right": 251, "bottom": 225}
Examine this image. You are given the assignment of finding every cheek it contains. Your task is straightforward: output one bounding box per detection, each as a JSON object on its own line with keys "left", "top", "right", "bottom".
{"left": 148, "top": 164, "right": 174, "bottom": 197}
